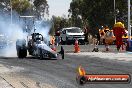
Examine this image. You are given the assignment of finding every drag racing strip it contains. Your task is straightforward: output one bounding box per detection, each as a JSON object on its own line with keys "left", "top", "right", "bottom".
{"left": 0, "top": 58, "right": 78, "bottom": 88}
{"left": 0, "top": 63, "right": 57, "bottom": 88}
{"left": 0, "top": 52, "right": 132, "bottom": 88}
{"left": 67, "top": 52, "right": 132, "bottom": 62}
{"left": 0, "top": 63, "right": 38, "bottom": 88}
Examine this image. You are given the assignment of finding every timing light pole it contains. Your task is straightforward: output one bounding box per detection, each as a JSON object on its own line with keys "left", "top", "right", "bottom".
{"left": 10, "top": 0, "right": 13, "bottom": 24}
{"left": 114, "top": 0, "right": 116, "bottom": 24}
{"left": 128, "top": 0, "right": 131, "bottom": 40}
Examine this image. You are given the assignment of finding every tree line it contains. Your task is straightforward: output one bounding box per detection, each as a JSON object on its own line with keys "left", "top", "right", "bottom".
{"left": 69, "top": 0, "right": 130, "bottom": 34}
{"left": 0, "top": 0, "right": 49, "bottom": 19}
{"left": 0, "top": 0, "right": 131, "bottom": 35}
{"left": 51, "top": 0, "right": 131, "bottom": 35}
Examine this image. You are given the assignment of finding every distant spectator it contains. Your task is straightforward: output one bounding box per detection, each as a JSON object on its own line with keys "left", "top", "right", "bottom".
{"left": 55, "top": 31, "right": 60, "bottom": 46}
{"left": 96, "top": 32, "right": 100, "bottom": 45}
{"left": 113, "top": 22, "right": 126, "bottom": 51}
{"left": 84, "top": 26, "right": 89, "bottom": 43}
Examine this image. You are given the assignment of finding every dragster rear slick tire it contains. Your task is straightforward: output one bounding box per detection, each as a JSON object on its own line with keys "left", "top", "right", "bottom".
{"left": 16, "top": 39, "right": 27, "bottom": 58}
{"left": 17, "top": 48, "right": 27, "bottom": 58}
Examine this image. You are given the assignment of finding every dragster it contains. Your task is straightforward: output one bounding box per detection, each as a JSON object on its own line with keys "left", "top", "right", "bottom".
{"left": 16, "top": 32, "right": 64, "bottom": 59}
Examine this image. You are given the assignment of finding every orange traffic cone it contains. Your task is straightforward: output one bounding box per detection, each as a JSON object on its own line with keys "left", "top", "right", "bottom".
{"left": 74, "top": 39, "right": 80, "bottom": 53}
{"left": 51, "top": 37, "right": 56, "bottom": 51}
{"left": 51, "top": 38, "right": 54, "bottom": 45}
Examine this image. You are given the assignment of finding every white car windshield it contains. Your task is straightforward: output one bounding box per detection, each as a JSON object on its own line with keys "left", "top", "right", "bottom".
{"left": 67, "top": 28, "right": 82, "bottom": 33}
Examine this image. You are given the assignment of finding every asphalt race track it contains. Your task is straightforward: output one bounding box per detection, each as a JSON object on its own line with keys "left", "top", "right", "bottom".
{"left": 0, "top": 45, "right": 132, "bottom": 88}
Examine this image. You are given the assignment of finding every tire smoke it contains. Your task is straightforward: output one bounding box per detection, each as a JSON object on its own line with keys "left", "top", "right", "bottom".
{"left": 0, "top": 12, "right": 51, "bottom": 57}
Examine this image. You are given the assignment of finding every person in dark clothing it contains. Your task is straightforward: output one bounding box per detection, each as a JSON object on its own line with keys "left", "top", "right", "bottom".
{"left": 96, "top": 32, "right": 100, "bottom": 45}
{"left": 58, "top": 46, "right": 64, "bottom": 59}
{"left": 55, "top": 31, "right": 60, "bottom": 46}
{"left": 92, "top": 32, "right": 100, "bottom": 52}
{"left": 84, "top": 26, "right": 89, "bottom": 43}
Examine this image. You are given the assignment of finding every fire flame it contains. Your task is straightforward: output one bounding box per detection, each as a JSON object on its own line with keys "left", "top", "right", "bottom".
{"left": 78, "top": 66, "right": 86, "bottom": 76}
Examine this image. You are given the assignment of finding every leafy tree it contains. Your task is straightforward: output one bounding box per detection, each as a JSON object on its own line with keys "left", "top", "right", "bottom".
{"left": 0, "top": 0, "right": 10, "bottom": 12}
{"left": 69, "top": 0, "right": 129, "bottom": 34}
{"left": 0, "top": 0, "right": 31, "bottom": 15}
{"left": 49, "top": 16, "right": 73, "bottom": 35}
{"left": 0, "top": 0, "right": 49, "bottom": 19}
{"left": 33, "top": 0, "right": 49, "bottom": 19}
{"left": 12, "top": 0, "right": 31, "bottom": 15}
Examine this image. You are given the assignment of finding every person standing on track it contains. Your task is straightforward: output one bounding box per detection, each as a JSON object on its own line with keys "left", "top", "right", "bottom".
{"left": 84, "top": 26, "right": 90, "bottom": 44}
{"left": 113, "top": 22, "right": 126, "bottom": 51}
{"left": 55, "top": 31, "right": 60, "bottom": 46}
{"left": 92, "top": 30, "right": 100, "bottom": 52}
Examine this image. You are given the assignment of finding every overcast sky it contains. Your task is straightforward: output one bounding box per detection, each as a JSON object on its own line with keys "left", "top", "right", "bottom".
{"left": 47, "top": 0, "right": 72, "bottom": 18}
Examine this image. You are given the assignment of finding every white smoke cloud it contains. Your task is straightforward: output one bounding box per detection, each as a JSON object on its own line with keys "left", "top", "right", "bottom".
{"left": 0, "top": 12, "right": 25, "bottom": 57}
{"left": 0, "top": 11, "right": 51, "bottom": 57}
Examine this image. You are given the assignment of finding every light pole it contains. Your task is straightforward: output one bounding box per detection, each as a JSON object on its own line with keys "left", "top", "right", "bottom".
{"left": 10, "top": 0, "right": 12, "bottom": 24}
{"left": 128, "top": 0, "right": 131, "bottom": 40}
{"left": 114, "top": 0, "right": 116, "bottom": 24}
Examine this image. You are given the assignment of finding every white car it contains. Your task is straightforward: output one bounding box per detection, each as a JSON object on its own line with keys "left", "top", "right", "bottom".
{"left": 60, "top": 27, "right": 85, "bottom": 44}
